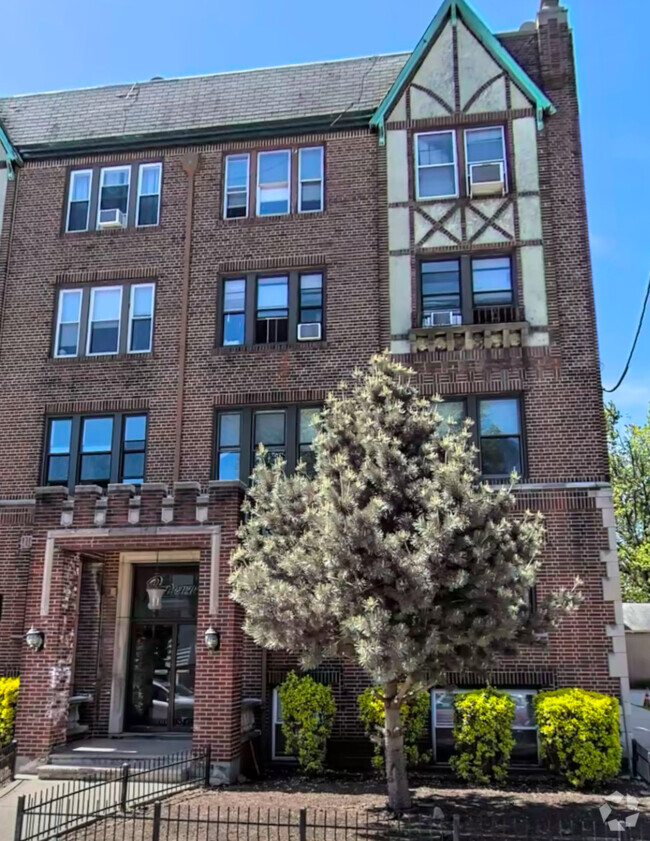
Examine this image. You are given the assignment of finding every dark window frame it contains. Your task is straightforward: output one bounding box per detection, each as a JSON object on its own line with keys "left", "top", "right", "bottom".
{"left": 216, "top": 270, "right": 325, "bottom": 348}
{"left": 213, "top": 404, "right": 321, "bottom": 484}
{"left": 418, "top": 253, "right": 517, "bottom": 327}
{"left": 52, "top": 280, "right": 156, "bottom": 358}
{"left": 42, "top": 412, "right": 148, "bottom": 492}
{"left": 63, "top": 160, "right": 164, "bottom": 234}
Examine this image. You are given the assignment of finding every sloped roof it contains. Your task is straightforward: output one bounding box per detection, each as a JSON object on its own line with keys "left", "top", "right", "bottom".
{"left": 0, "top": 53, "right": 409, "bottom": 154}
{"left": 623, "top": 603, "right": 650, "bottom": 632}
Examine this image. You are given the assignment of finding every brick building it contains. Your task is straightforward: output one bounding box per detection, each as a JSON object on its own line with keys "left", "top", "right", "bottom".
{"left": 0, "top": 0, "right": 629, "bottom": 778}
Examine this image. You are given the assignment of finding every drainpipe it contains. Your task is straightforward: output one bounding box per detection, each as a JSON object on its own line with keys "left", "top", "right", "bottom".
{"left": 174, "top": 153, "right": 200, "bottom": 484}
{"left": 0, "top": 169, "right": 19, "bottom": 359}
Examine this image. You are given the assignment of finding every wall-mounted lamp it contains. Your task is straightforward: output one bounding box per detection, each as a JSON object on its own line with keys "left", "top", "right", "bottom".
{"left": 25, "top": 626, "right": 45, "bottom": 652}
{"left": 204, "top": 627, "right": 221, "bottom": 652}
{"left": 146, "top": 574, "right": 167, "bottom": 613}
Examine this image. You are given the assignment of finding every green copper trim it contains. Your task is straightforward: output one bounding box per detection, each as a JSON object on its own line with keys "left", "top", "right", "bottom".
{"left": 0, "top": 122, "right": 22, "bottom": 179}
{"left": 370, "top": 0, "right": 556, "bottom": 143}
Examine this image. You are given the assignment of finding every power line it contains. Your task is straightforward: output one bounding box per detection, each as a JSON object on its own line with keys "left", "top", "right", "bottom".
{"left": 603, "top": 273, "right": 650, "bottom": 393}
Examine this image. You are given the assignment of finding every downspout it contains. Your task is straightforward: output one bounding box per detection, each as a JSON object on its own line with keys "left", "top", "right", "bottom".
{"left": 174, "top": 153, "right": 199, "bottom": 484}
{"left": 0, "top": 168, "right": 19, "bottom": 359}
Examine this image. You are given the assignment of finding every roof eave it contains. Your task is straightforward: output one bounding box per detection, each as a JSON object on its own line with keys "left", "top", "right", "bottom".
{"left": 370, "top": 0, "right": 556, "bottom": 143}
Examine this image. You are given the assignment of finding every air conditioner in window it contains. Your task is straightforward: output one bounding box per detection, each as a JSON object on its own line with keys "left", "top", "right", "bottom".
{"left": 98, "top": 208, "right": 127, "bottom": 229}
{"left": 469, "top": 161, "right": 506, "bottom": 197}
{"left": 422, "top": 310, "right": 462, "bottom": 328}
{"left": 297, "top": 322, "right": 322, "bottom": 341}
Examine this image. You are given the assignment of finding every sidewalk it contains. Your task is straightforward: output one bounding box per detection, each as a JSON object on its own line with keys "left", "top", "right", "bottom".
{"left": 0, "top": 776, "right": 57, "bottom": 839}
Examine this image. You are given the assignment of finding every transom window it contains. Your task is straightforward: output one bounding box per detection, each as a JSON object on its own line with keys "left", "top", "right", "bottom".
{"left": 257, "top": 151, "right": 291, "bottom": 216}
{"left": 54, "top": 282, "right": 155, "bottom": 358}
{"left": 65, "top": 162, "right": 163, "bottom": 233}
{"left": 218, "top": 271, "right": 325, "bottom": 347}
{"left": 44, "top": 413, "right": 147, "bottom": 490}
{"left": 215, "top": 406, "right": 321, "bottom": 483}
{"left": 415, "top": 131, "right": 458, "bottom": 199}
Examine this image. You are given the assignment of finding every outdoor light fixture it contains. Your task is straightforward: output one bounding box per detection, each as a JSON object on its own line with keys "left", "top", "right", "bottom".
{"left": 146, "top": 574, "right": 167, "bottom": 613}
{"left": 25, "top": 626, "right": 45, "bottom": 652}
{"left": 204, "top": 627, "right": 221, "bottom": 652}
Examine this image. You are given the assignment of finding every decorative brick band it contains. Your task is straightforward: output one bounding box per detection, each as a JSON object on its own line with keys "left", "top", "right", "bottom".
{"left": 386, "top": 108, "right": 535, "bottom": 131}
{"left": 55, "top": 267, "right": 159, "bottom": 285}
{"left": 213, "top": 388, "right": 330, "bottom": 407}
{"left": 44, "top": 398, "right": 150, "bottom": 415}
{"left": 267, "top": 667, "right": 341, "bottom": 686}
{"left": 444, "top": 669, "right": 556, "bottom": 688}
{"left": 218, "top": 254, "right": 328, "bottom": 273}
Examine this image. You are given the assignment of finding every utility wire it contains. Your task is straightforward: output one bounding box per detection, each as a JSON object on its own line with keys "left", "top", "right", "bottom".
{"left": 602, "top": 273, "right": 650, "bottom": 393}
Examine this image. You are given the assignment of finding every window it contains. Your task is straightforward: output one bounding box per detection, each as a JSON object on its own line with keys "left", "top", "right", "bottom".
{"left": 415, "top": 131, "right": 457, "bottom": 199}
{"left": 437, "top": 400, "right": 466, "bottom": 434}
{"left": 128, "top": 284, "right": 155, "bottom": 353}
{"left": 97, "top": 166, "right": 131, "bottom": 227}
{"left": 298, "top": 273, "right": 323, "bottom": 327}
{"left": 272, "top": 688, "right": 292, "bottom": 759}
{"left": 298, "top": 147, "right": 324, "bottom": 212}
{"left": 222, "top": 279, "right": 246, "bottom": 346}
{"left": 54, "top": 289, "right": 83, "bottom": 357}
{"left": 87, "top": 287, "right": 122, "bottom": 355}
{"left": 215, "top": 405, "right": 321, "bottom": 482}
{"left": 465, "top": 127, "right": 507, "bottom": 192}
{"left": 257, "top": 151, "right": 290, "bottom": 215}
{"left": 224, "top": 154, "right": 249, "bottom": 219}
{"left": 53, "top": 282, "right": 155, "bottom": 358}
{"left": 420, "top": 260, "right": 461, "bottom": 326}
{"left": 136, "top": 163, "right": 162, "bottom": 227}
{"left": 66, "top": 170, "right": 92, "bottom": 232}
{"left": 478, "top": 398, "right": 523, "bottom": 476}
{"left": 44, "top": 413, "right": 147, "bottom": 489}
{"left": 256, "top": 276, "right": 289, "bottom": 344}
{"left": 472, "top": 257, "right": 513, "bottom": 307}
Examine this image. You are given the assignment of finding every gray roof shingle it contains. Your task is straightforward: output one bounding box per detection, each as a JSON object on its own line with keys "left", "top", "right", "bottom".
{"left": 0, "top": 53, "right": 409, "bottom": 150}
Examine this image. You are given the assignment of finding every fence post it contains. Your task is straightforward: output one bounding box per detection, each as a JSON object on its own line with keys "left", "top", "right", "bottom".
{"left": 203, "top": 744, "right": 212, "bottom": 788}
{"left": 632, "top": 739, "right": 638, "bottom": 778}
{"left": 120, "top": 762, "right": 130, "bottom": 812}
{"left": 13, "top": 794, "right": 25, "bottom": 841}
{"left": 299, "top": 808, "right": 307, "bottom": 841}
{"left": 9, "top": 740, "right": 17, "bottom": 782}
{"left": 452, "top": 813, "right": 460, "bottom": 841}
{"left": 152, "top": 801, "right": 162, "bottom": 841}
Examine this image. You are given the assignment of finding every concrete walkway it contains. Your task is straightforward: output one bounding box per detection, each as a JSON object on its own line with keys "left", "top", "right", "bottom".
{"left": 0, "top": 776, "right": 60, "bottom": 839}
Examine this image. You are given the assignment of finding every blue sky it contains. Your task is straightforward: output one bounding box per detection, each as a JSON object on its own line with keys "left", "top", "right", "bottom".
{"left": 1, "top": 0, "right": 647, "bottom": 422}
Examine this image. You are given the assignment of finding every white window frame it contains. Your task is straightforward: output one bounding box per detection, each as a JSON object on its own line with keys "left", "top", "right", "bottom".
{"left": 271, "top": 687, "right": 295, "bottom": 761}
{"left": 96, "top": 165, "right": 131, "bottom": 229}
{"left": 223, "top": 154, "right": 250, "bottom": 220}
{"left": 256, "top": 150, "right": 291, "bottom": 217}
{"left": 86, "top": 285, "right": 123, "bottom": 357}
{"left": 54, "top": 289, "right": 83, "bottom": 358}
{"left": 414, "top": 130, "right": 459, "bottom": 201}
{"left": 298, "top": 146, "right": 324, "bottom": 213}
{"left": 135, "top": 163, "right": 162, "bottom": 227}
{"left": 127, "top": 283, "right": 155, "bottom": 354}
{"left": 66, "top": 169, "right": 93, "bottom": 233}
{"left": 463, "top": 126, "right": 508, "bottom": 195}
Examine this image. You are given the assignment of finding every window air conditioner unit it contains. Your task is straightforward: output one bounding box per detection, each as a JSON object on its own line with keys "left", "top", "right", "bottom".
{"left": 297, "top": 322, "right": 322, "bottom": 341}
{"left": 98, "top": 208, "right": 127, "bottom": 228}
{"left": 422, "top": 310, "right": 462, "bottom": 328}
{"left": 469, "top": 161, "right": 506, "bottom": 197}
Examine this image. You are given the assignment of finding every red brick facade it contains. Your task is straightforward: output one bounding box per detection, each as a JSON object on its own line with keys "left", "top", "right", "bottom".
{"left": 0, "top": 1, "right": 628, "bottom": 772}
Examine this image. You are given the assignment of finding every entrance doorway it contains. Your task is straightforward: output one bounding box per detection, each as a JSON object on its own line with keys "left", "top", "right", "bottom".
{"left": 125, "top": 565, "right": 198, "bottom": 732}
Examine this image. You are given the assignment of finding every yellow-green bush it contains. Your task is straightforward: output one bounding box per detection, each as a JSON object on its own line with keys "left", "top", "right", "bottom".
{"left": 451, "top": 688, "right": 515, "bottom": 785}
{"left": 358, "top": 686, "right": 431, "bottom": 772}
{"left": 278, "top": 672, "right": 335, "bottom": 774}
{"left": 0, "top": 677, "right": 19, "bottom": 746}
{"left": 534, "top": 688, "right": 621, "bottom": 788}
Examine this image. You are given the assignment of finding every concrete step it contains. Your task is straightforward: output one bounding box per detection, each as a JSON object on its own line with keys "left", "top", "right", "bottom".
{"left": 38, "top": 765, "right": 122, "bottom": 781}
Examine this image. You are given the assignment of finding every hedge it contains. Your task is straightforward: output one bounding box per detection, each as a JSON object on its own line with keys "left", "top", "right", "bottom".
{"left": 277, "top": 672, "right": 335, "bottom": 774}
{"left": 450, "top": 688, "right": 515, "bottom": 785}
{"left": 0, "top": 677, "right": 19, "bottom": 746}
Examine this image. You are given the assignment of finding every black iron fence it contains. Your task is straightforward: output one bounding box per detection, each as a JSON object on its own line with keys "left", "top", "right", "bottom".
{"left": 31, "top": 803, "right": 650, "bottom": 841}
{"left": 15, "top": 746, "right": 211, "bottom": 841}
{"left": 0, "top": 739, "right": 17, "bottom": 786}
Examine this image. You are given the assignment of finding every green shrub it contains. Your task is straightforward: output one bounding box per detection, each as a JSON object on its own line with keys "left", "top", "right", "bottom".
{"left": 358, "top": 686, "right": 431, "bottom": 772}
{"left": 534, "top": 688, "right": 621, "bottom": 788}
{"left": 0, "top": 677, "right": 19, "bottom": 746}
{"left": 277, "top": 672, "right": 335, "bottom": 774}
{"left": 450, "top": 688, "right": 515, "bottom": 785}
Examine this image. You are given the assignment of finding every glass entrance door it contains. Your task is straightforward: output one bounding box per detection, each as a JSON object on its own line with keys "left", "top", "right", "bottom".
{"left": 125, "top": 566, "right": 198, "bottom": 732}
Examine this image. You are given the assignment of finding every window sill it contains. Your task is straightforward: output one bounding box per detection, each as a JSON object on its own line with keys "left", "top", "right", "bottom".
{"left": 213, "top": 341, "right": 329, "bottom": 355}
{"left": 48, "top": 352, "right": 156, "bottom": 364}
{"left": 220, "top": 210, "right": 326, "bottom": 225}
{"left": 61, "top": 225, "right": 161, "bottom": 239}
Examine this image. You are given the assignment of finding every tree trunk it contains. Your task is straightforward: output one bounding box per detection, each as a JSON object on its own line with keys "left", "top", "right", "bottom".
{"left": 383, "top": 682, "right": 412, "bottom": 813}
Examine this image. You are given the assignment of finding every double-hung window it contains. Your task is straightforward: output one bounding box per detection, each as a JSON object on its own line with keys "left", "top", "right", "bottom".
{"left": 222, "top": 279, "right": 246, "bottom": 346}
{"left": 420, "top": 260, "right": 461, "bottom": 326}
{"left": 257, "top": 151, "right": 290, "bottom": 216}
{"left": 298, "top": 273, "right": 323, "bottom": 326}
{"left": 415, "top": 131, "right": 458, "bottom": 199}
{"left": 44, "top": 413, "right": 148, "bottom": 489}
{"left": 54, "top": 282, "right": 155, "bottom": 358}
{"left": 298, "top": 147, "right": 324, "bottom": 212}
{"left": 298, "top": 407, "right": 319, "bottom": 475}
{"left": 256, "top": 276, "right": 289, "bottom": 344}
{"left": 136, "top": 163, "right": 162, "bottom": 227}
{"left": 216, "top": 413, "right": 242, "bottom": 481}
{"left": 465, "top": 126, "right": 507, "bottom": 193}
{"left": 254, "top": 411, "right": 286, "bottom": 464}
{"left": 97, "top": 166, "right": 131, "bottom": 227}
{"left": 224, "top": 155, "right": 250, "bottom": 219}
{"left": 471, "top": 257, "right": 513, "bottom": 308}
{"left": 66, "top": 170, "right": 92, "bottom": 232}
{"left": 478, "top": 398, "right": 523, "bottom": 477}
